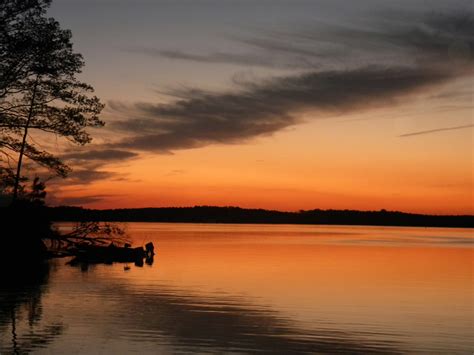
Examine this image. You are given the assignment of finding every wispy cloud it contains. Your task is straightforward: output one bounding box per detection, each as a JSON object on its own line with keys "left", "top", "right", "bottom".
{"left": 400, "top": 124, "right": 474, "bottom": 137}
{"left": 64, "top": 169, "right": 119, "bottom": 185}
{"left": 110, "top": 65, "right": 458, "bottom": 152}
{"left": 134, "top": 11, "right": 473, "bottom": 70}
{"left": 164, "top": 169, "right": 186, "bottom": 176}
{"left": 108, "top": 11, "right": 473, "bottom": 153}
{"left": 51, "top": 149, "right": 139, "bottom": 186}
{"left": 53, "top": 195, "right": 111, "bottom": 206}
{"left": 62, "top": 149, "right": 138, "bottom": 162}
{"left": 145, "top": 49, "right": 313, "bottom": 69}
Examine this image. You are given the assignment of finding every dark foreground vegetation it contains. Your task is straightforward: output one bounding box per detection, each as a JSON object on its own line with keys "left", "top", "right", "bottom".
{"left": 0, "top": 0, "right": 146, "bottom": 266}
{"left": 46, "top": 206, "right": 473, "bottom": 228}
{"left": 1, "top": 199, "right": 154, "bottom": 265}
{"left": 2, "top": 200, "right": 53, "bottom": 262}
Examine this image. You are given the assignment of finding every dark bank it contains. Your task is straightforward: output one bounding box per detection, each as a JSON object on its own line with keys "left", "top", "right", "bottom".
{"left": 46, "top": 206, "right": 473, "bottom": 228}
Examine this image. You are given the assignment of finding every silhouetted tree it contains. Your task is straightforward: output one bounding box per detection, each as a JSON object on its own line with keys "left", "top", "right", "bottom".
{"left": 0, "top": 1, "right": 137, "bottom": 263}
{"left": 0, "top": 0, "right": 51, "bottom": 98}
{"left": 0, "top": 0, "right": 104, "bottom": 199}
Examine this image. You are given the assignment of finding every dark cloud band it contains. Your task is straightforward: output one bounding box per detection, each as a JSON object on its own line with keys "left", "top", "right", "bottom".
{"left": 107, "top": 12, "right": 474, "bottom": 152}
{"left": 108, "top": 64, "right": 459, "bottom": 152}
{"left": 62, "top": 149, "right": 138, "bottom": 162}
{"left": 107, "top": 11, "right": 473, "bottom": 153}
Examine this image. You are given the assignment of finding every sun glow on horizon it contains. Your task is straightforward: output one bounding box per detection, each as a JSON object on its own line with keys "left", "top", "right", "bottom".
{"left": 39, "top": 0, "right": 473, "bottom": 215}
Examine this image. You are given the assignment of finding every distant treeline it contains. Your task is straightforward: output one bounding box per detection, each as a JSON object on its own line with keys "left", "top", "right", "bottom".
{"left": 42, "top": 206, "right": 473, "bottom": 228}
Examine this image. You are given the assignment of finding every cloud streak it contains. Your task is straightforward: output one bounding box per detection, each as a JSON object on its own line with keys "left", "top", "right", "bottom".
{"left": 136, "top": 11, "right": 474, "bottom": 70}
{"left": 110, "top": 65, "right": 458, "bottom": 152}
{"left": 110, "top": 10, "right": 473, "bottom": 153}
{"left": 51, "top": 149, "right": 139, "bottom": 186}
{"left": 399, "top": 124, "right": 474, "bottom": 137}
{"left": 62, "top": 149, "right": 138, "bottom": 162}
{"left": 53, "top": 195, "right": 111, "bottom": 206}
{"left": 146, "top": 49, "right": 314, "bottom": 69}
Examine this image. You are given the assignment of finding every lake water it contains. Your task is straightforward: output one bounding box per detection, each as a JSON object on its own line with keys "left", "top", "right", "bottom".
{"left": 1, "top": 223, "right": 472, "bottom": 354}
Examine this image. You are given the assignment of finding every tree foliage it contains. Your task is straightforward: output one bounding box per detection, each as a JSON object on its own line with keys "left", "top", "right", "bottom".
{"left": 0, "top": 0, "right": 104, "bottom": 198}
{"left": 1, "top": 1, "right": 49, "bottom": 95}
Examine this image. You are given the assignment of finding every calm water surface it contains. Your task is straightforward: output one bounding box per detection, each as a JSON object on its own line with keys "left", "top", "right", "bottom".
{"left": 1, "top": 224, "right": 473, "bottom": 354}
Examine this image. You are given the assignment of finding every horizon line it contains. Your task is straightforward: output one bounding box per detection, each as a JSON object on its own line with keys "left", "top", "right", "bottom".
{"left": 48, "top": 204, "right": 474, "bottom": 217}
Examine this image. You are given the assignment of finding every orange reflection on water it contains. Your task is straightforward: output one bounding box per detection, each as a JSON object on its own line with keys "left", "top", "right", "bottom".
{"left": 117, "top": 224, "right": 472, "bottom": 350}
{"left": 42, "top": 223, "right": 473, "bottom": 353}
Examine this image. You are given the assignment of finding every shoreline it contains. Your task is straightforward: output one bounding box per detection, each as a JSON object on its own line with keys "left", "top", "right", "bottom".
{"left": 47, "top": 206, "right": 474, "bottom": 229}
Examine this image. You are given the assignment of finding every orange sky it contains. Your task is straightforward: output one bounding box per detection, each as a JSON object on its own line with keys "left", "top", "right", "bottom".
{"left": 54, "top": 97, "right": 473, "bottom": 214}
{"left": 42, "top": 1, "right": 473, "bottom": 214}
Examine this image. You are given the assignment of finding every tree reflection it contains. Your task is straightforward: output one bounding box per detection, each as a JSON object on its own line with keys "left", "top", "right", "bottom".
{"left": 0, "top": 261, "right": 63, "bottom": 354}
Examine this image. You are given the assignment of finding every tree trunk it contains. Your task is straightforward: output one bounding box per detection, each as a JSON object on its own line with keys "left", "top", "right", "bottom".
{"left": 12, "top": 75, "right": 40, "bottom": 200}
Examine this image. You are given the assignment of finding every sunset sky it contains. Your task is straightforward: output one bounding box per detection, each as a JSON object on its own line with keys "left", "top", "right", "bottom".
{"left": 43, "top": 0, "right": 473, "bottom": 214}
